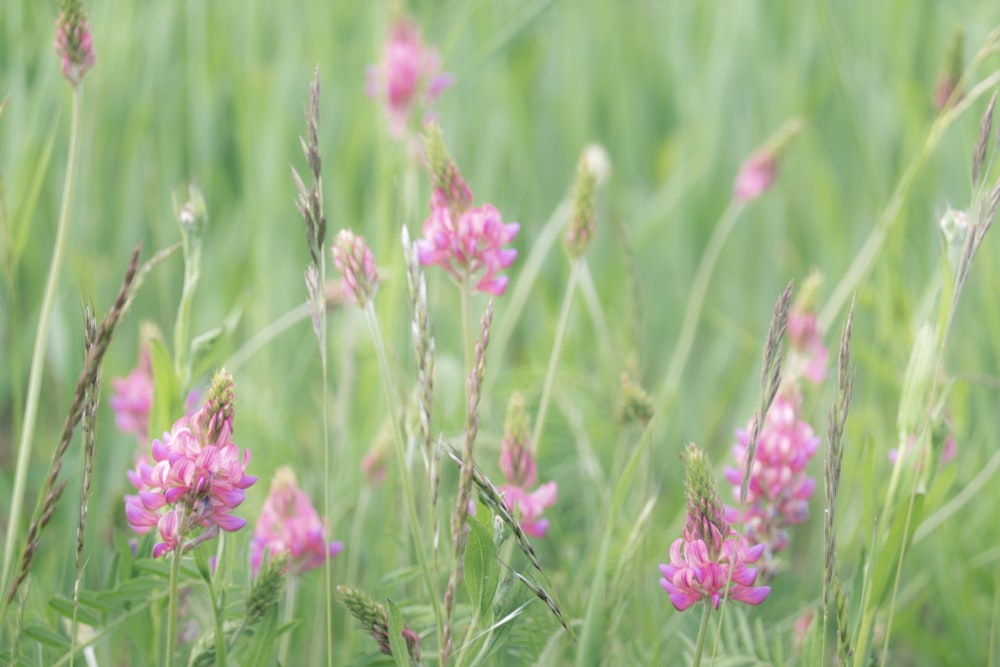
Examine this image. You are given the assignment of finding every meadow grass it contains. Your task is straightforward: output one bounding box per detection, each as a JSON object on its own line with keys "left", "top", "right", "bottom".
{"left": 2, "top": 0, "right": 1000, "bottom": 664}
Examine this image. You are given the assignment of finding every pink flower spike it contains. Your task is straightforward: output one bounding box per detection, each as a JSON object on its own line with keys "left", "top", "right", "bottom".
{"left": 55, "top": 8, "right": 95, "bottom": 87}
{"left": 787, "top": 310, "right": 828, "bottom": 384}
{"left": 368, "top": 17, "right": 450, "bottom": 139}
{"left": 417, "top": 202, "right": 519, "bottom": 295}
{"left": 250, "top": 467, "right": 343, "bottom": 576}
{"left": 734, "top": 151, "right": 777, "bottom": 202}
{"left": 331, "top": 229, "right": 380, "bottom": 307}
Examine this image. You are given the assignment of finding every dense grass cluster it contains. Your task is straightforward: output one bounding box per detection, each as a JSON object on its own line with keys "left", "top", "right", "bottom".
{"left": 3, "top": 1, "right": 1000, "bottom": 665}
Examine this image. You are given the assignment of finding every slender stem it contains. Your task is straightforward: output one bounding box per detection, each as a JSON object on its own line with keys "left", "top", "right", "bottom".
{"left": 319, "top": 260, "right": 334, "bottom": 667}
{"left": 657, "top": 200, "right": 744, "bottom": 411}
{"left": 461, "top": 280, "right": 475, "bottom": 374}
{"left": 225, "top": 301, "right": 311, "bottom": 372}
{"left": 362, "top": 302, "right": 444, "bottom": 653}
{"left": 691, "top": 602, "right": 712, "bottom": 667}
{"left": 278, "top": 576, "right": 298, "bottom": 666}
{"left": 173, "top": 234, "right": 201, "bottom": 390}
{"left": 531, "top": 260, "right": 580, "bottom": 455}
{"left": 207, "top": 569, "right": 228, "bottom": 667}
{"left": 165, "top": 548, "right": 184, "bottom": 667}
{"left": 1, "top": 86, "right": 81, "bottom": 602}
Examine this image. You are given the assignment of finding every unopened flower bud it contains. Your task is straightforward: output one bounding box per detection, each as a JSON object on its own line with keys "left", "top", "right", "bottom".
{"left": 733, "top": 118, "right": 803, "bottom": 202}
{"left": 55, "top": 1, "right": 95, "bottom": 87}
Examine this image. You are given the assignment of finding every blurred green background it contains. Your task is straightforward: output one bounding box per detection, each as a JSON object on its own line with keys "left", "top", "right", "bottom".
{"left": 3, "top": 0, "right": 1000, "bottom": 664}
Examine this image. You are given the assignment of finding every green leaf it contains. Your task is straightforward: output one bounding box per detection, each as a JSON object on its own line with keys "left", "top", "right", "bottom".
{"left": 49, "top": 596, "right": 102, "bottom": 627}
{"left": 386, "top": 599, "right": 410, "bottom": 667}
{"left": 464, "top": 515, "right": 500, "bottom": 623}
{"left": 194, "top": 543, "right": 213, "bottom": 583}
{"left": 23, "top": 625, "right": 70, "bottom": 649}
{"left": 238, "top": 604, "right": 279, "bottom": 667}
{"left": 149, "top": 338, "right": 181, "bottom": 438}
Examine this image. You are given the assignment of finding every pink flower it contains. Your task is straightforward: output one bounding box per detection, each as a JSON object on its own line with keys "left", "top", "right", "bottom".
{"left": 110, "top": 349, "right": 154, "bottom": 443}
{"left": 366, "top": 18, "right": 451, "bottom": 138}
{"left": 55, "top": 10, "right": 95, "bottom": 87}
{"left": 733, "top": 151, "right": 777, "bottom": 202}
{"left": 124, "top": 370, "right": 256, "bottom": 557}
{"left": 659, "top": 531, "right": 770, "bottom": 611}
{"left": 500, "top": 482, "right": 557, "bottom": 538}
{"left": 417, "top": 200, "right": 519, "bottom": 295}
{"left": 250, "top": 467, "right": 343, "bottom": 576}
{"left": 331, "top": 229, "right": 380, "bottom": 307}
{"left": 787, "top": 310, "right": 828, "bottom": 385}
{"left": 724, "top": 390, "right": 819, "bottom": 556}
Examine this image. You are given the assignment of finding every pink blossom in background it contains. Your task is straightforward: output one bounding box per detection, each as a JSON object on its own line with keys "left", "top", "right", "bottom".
{"left": 331, "top": 229, "right": 380, "bottom": 306}
{"left": 250, "top": 467, "right": 343, "bottom": 576}
{"left": 110, "top": 349, "right": 154, "bottom": 443}
{"left": 497, "top": 411, "right": 556, "bottom": 538}
{"left": 54, "top": 11, "right": 95, "bottom": 86}
{"left": 659, "top": 530, "right": 770, "bottom": 611}
{"left": 124, "top": 371, "right": 256, "bottom": 558}
{"left": 724, "top": 390, "right": 819, "bottom": 556}
{"left": 366, "top": 17, "right": 452, "bottom": 138}
{"left": 733, "top": 150, "right": 778, "bottom": 202}
{"left": 500, "top": 482, "right": 557, "bottom": 538}
{"left": 787, "top": 310, "right": 828, "bottom": 384}
{"left": 417, "top": 201, "right": 519, "bottom": 295}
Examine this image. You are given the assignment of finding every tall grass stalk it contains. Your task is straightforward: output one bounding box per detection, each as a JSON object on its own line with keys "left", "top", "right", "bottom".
{"left": 0, "top": 86, "right": 82, "bottom": 602}
{"left": 361, "top": 301, "right": 444, "bottom": 653}
{"left": 531, "top": 259, "right": 580, "bottom": 455}
{"left": 657, "top": 200, "right": 744, "bottom": 411}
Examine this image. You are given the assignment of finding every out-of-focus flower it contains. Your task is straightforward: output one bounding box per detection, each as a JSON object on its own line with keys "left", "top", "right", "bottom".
{"left": 934, "top": 27, "right": 964, "bottom": 112}
{"left": 417, "top": 202, "right": 519, "bottom": 295}
{"left": 55, "top": 0, "right": 95, "bottom": 87}
{"left": 787, "top": 311, "right": 828, "bottom": 385}
{"left": 616, "top": 372, "right": 654, "bottom": 427}
{"left": 565, "top": 152, "right": 598, "bottom": 259}
{"left": 124, "top": 369, "right": 256, "bottom": 558}
{"left": 659, "top": 444, "right": 770, "bottom": 611}
{"left": 332, "top": 229, "right": 380, "bottom": 307}
{"left": 366, "top": 17, "right": 451, "bottom": 139}
{"left": 734, "top": 151, "right": 778, "bottom": 202}
{"left": 498, "top": 393, "right": 557, "bottom": 537}
{"left": 418, "top": 123, "right": 519, "bottom": 295}
{"left": 110, "top": 348, "right": 154, "bottom": 443}
{"left": 250, "top": 467, "right": 343, "bottom": 576}
{"left": 733, "top": 118, "right": 803, "bottom": 203}
{"left": 724, "top": 390, "right": 819, "bottom": 558}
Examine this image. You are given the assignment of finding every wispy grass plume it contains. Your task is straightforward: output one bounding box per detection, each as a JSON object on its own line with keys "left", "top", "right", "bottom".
{"left": 443, "top": 299, "right": 493, "bottom": 664}
{"left": 823, "top": 300, "right": 855, "bottom": 665}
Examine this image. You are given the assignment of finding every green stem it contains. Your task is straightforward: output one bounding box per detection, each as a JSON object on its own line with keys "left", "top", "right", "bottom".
{"left": 279, "top": 576, "right": 298, "bottom": 666}
{"left": 173, "top": 235, "right": 201, "bottom": 390}
{"left": 319, "top": 258, "right": 334, "bottom": 667}
{"left": 225, "top": 301, "right": 311, "bottom": 373}
{"left": 691, "top": 603, "right": 712, "bottom": 667}
{"left": 461, "top": 280, "right": 475, "bottom": 374}
{"left": 531, "top": 260, "right": 580, "bottom": 455}
{"left": 657, "top": 200, "right": 744, "bottom": 412}
{"left": 362, "top": 302, "right": 444, "bottom": 655}
{"left": 207, "top": 569, "right": 228, "bottom": 667}
{"left": 819, "top": 67, "right": 1000, "bottom": 336}
{"left": 0, "top": 85, "right": 81, "bottom": 607}
{"left": 165, "top": 548, "right": 184, "bottom": 667}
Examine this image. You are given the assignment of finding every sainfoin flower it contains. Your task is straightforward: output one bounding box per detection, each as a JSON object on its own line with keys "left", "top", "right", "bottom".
{"left": 733, "top": 151, "right": 777, "bottom": 202}
{"left": 417, "top": 200, "right": 519, "bottom": 295}
{"left": 787, "top": 309, "right": 828, "bottom": 385}
{"left": 659, "top": 444, "right": 770, "bottom": 611}
{"left": 331, "top": 229, "right": 380, "bottom": 306}
{"left": 124, "top": 369, "right": 256, "bottom": 558}
{"left": 498, "top": 393, "right": 557, "bottom": 537}
{"left": 724, "top": 390, "right": 819, "bottom": 556}
{"left": 366, "top": 17, "right": 451, "bottom": 138}
{"left": 55, "top": 1, "right": 95, "bottom": 87}
{"left": 110, "top": 348, "right": 155, "bottom": 443}
{"left": 250, "top": 467, "right": 343, "bottom": 576}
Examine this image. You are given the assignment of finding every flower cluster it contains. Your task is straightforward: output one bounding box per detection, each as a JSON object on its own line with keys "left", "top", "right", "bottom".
{"left": 723, "top": 390, "right": 820, "bottom": 557}
{"left": 125, "top": 370, "right": 256, "bottom": 558}
{"left": 498, "top": 393, "right": 557, "bottom": 538}
{"left": 366, "top": 16, "right": 451, "bottom": 139}
{"left": 110, "top": 347, "right": 155, "bottom": 444}
{"left": 250, "top": 467, "right": 343, "bottom": 576}
{"left": 331, "top": 229, "right": 380, "bottom": 307}
{"left": 659, "top": 444, "right": 770, "bottom": 611}
{"left": 417, "top": 125, "right": 519, "bottom": 295}
{"left": 55, "top": 0, "right": 95, "bottom": 87}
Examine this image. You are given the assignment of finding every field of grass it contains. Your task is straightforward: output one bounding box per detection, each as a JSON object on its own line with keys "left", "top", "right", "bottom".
{"left": 3, "top": 0, "right": 1000, "bottom": 665}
